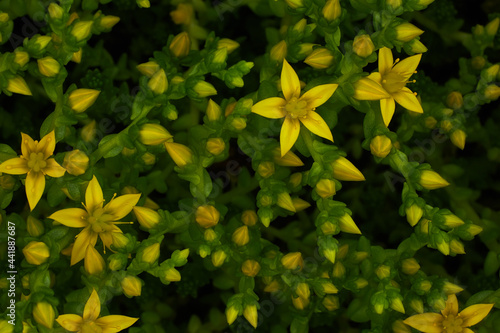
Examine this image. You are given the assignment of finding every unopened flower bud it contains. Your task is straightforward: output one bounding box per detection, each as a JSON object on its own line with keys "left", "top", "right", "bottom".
{"left": 410, "top": 39, "right": 428, "bottom": 53}
{"left": 84, "top": 246, "right": 106, "bottom": 275}
{"left": 331, "top": 157, "right": 365, "bottom": 181}
{"left": 443, "top": 214, "right": 465, "bottom": 228}
{"left": 23, "top": 241, "right": 50, "bottom": 265}
{"left": 450, "top": 129, "right": 466, "bottom": 150}
{"left": 165, "top": 267, "right": 181, "bottom": 281}
{"left": 7, "top": 76, "right": 32, "bottom": 96}
{"left": 370, "top": 135, "right": 392, "bottom": 158}
{"left": 353, "top": 34, "right": 375, "bottom": 57}
{"left": 206, "top": 138, "right": 225, "bottom": 155}
{"left": 281, "top": 252, "right": 303, "bottom": 270}
{"left": 121, "top": 276, "right": 142, "bottom": 297}
{"left": 323, "top": 295, "right": 339, "bottom": 311}
{"left": 99, "top": 15, "right": 120, "bottom": 29}
{"left": 339, "top": 214, "right": 361, "bottom": 234}
{"left": 148, "top": 69, "right": 168, "bottom": 95}
{"left": 243, "top": 305, "right": 258, "bottom": 329}
{"left": 204, "top": 229, "right": 217, "bottom": 242}
{"left": 486, "top": 17, "right": 500, "bottom": 36}
{"left": 284, "top": 0, "right": 303, "bottom": 9}
{"left": 133, "top": 206, "right": 160, "bottom": 229}
{"left": 277, "top": 192, "right": 295, "bottom": 212}
{"left": 484, "top": 85, "right": 500, "bottom": 100}
{"left": 257, "top": 161, "right": 275, "bottom": 178}
{"left": 62, "top": 150, "right": 89, "bottom": 176}
{"left": 169, "top": 32, "right": 190, "bottom": 58}
{"left": 139, "top": 123, "right": 172, "bottom": 145}
{"left": 395, "top": 22, "right": 424, "bottom": 42}
{"left": 419, "top": 170, "right": 449, "bottom": 189}
{"left": 304, "top": 48, "right": 334, "bottom": 69}
{"left": 142, "top": 243, "right": 160, "bottom": 264}
{"left": 211, "top": 250, "right": 227, "bottom": 267}
{"left": 196, "top": 205, "right": 220, "bottom": 228}
{"left": 232, "top": 226, "right": 250, "bottom": 246}
{"left": 270, "top": 40, "right": 287, "bottom": 62}
{"left": 34, "top": 35, "right": 52, "bottom": 50}
{"left": 226, "top": 306, "right": 239, "bottom": 325}
{"left": 71, "top": 21, "right": 93, "bottom": 41}
{"left": 322, "top": 0, "right": 341, "bottom": 21}
{"left": 217, "top": 38, "right": 239, "bottom": 53}
{"left": 241, "top": 260, "right": 260, "bottom": 277}
{"left": 33, "top": 302, "right": 54, "bottom": 329}
{"left": 450, "top": 239, "right": 465, "bottom": 254}
{"left": 316, "top": 179, "right": 336, "bottom": 198}
{"left": 69, "top": 89, "right": 100, "bottom": 113}
{"left": 375, "top": 265, "right": 391, "bottom": 280}
{"left": 442, "top": 281, "right": 464, "bottom": 294}
{"left": 242, "top": 210, "right": 258, "bottom": 226}
{"left": 137, "top": 61, "right": 159, "bottom": 77}
{"left": 446, "top": 91, "right": 463, "bottom": 109}
{"left": 401, "top": 258, "right": 420, "bottom": 275}
{"left": 193, "top": 81, "right": 217, "bottom": 98}
{"left": 165, "top": 142, "right": 193, "bottom": 167}
{"left": 406, "top": 205, "right": 423, "bottom": 227}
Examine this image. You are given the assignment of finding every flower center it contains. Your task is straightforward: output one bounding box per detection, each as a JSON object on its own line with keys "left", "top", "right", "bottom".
{"left": 285, "top": 97, "right": 309, "bottom": 118}
{"left": 442, "top": 314, "right": 464, "bottom": 333}
{"left": 382, "top": 71, "right": 407, "bottom": 94}
{"left": 87, "top": 208, "right": 115, "bottom": 233}
{"left": 27, "top": 152, "right": 47, "bottom": 172}
{"left": 81, "top": 320, "right": 103, "bottom": 333}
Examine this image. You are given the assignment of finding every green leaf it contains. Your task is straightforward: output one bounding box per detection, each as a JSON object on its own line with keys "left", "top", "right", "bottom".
{"left": 98, "top": 134, "right": 124, "bottom": 158}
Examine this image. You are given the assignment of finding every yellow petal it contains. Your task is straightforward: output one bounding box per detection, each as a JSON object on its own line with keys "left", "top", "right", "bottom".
{"left": 26, "top": 171, "right": 45, "bottom": 210}
{"left": 86, "top": 176, "right": 104, "bottom": 212}
{"left": 378, "top": 47, "right": 393, "bottom": 75}
{"left": 43, "top": 158, "right": 66, "bottom": 178}
{"left": 56, "top": 314, "right": 83, "bottom": 331}
{"left": 462, "top": 328, "right": 474, "bottom": 333}
{"left": 403, "top": 313, "right": 443, "bottom": 333}
{"left": 251, "top": 97, "right": 287, "bottom": 119}
{"left": 353, "top": 78, "right": 390, "bottom": 100}
{"left": 21, "top": 132, "right": 36, "bottom": 158}
{"left": 280, "top": 117, "right": 300, "bottom": 157}
{"left": 95, "top": 315, "right": 139, "bottom": 332}
{"left": 281, "top": 59, "right": 301, "bottom": 100}
{"left": 83, "top": 289, "right": 101, "bottom": 322}
{"left": 392, "top": 54, "right": 422, "bottom": 79}
{"left": 392, "top": 87, "right": 423, "bottom": 113}
{"left": 37, "top": 131, "right": 56, "bottom": 158}
{"left": 367, "top": 72, "right": 382, "bottom": 84}
{"left": 300, "top": 83, "right": 338, "bottom": 109}
{"left": 49, "top": 208, "right": 88, "bottom": 228}
{"left": 300, "top": 111, "right": 333, "bottom": 141}
{"left": 71, "top": 227, "right": 97, "bottom": 265}
{"left": 441, "top": 294, "right": 459, "bottom": 317}
{"left": 84, "top": 246, "right": 105, "bottom": 275}
{"left": 104, "top": 193, "right": 141, "bottom": 220}
{"left": 380, "top": 98, "right": 396, "bottom": 127}
{"left": 0, "top": 157, "right": 29, "bottom": 175}
{"left": 460, "top": 303, "right": 495, "bottom": 327}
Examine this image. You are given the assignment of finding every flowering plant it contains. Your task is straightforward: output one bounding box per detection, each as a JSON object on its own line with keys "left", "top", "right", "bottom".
{"left": 1, "top": 0, "right": 500, "bottom": 332}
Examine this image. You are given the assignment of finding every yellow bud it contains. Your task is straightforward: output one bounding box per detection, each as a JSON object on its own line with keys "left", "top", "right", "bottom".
{"left": 84, "top": 246, "right": 105, "bottom": 275}
{"left": 23, "top": 241, "right": 50, "bottom": 265}
{"left": 375, "top": 265, "right": 391, "bottom": 280}
{"left": 100, "top": 15, "right": 120, "bottom": 29}
{"left": 141, "top": 152, "right": 155, "bottom": 165}
{"left": 410, "top": 299, "right": 424, "bottom": 314}
{"left": 315, "top": 179, "right": 336, "bottom": 198}
{"left": 304, "top": 48, "right": 334, "bottom": 69}
{"left": 420, "top": 218, "right": 430, "bottom": 234}
{"left": 440, "top": 119, "right": 453, "bottom": 132}
{"left": 71, "top": 48, "right": 82, "bottom": 63}
{"left": 284, "top": 0, "right": 303, "bottom": 9}
{"left": 446, "top": 91, "right": 463, "bottom": 109}
{"left": 331, "top": 156, "right": 365, "bottom": 181}
{"left": 260, "top": 194, "right": 273, "bottom": 207}
{"left": 442, "top": 281, "right": 464, "bottom": 294}
{"left": 33, "top": 302, "right": 54, "bottom": 329}
{"left": 486, "top": 17, "right": 500, "bottom": 36}
{"left": 353, "top": 34, "right": 375, "bottom": 57}
{"left": 443, "top": 214, "right": 465, "bottom": 228}
{"left": 272, "top": 148, "right": 304, "bottom": 166}
{"left": 212, "top": 47, "right": 228, "bottom": 65}
{"left": 320, "top": 221, "right": 338, "bottom": 235}
{"left": 217, "top": 38, "right": 239, "bottom": 53}
{"left": 206, "top": 138, "right": 225, "bottom": 155}
{"left": 226, "top": 306, "right": 239, "bottom": 325}
{"left": 298, "top": 43, "right": 315, "bottom": 57}
{"left": 420, "top": 170, "right": 449, "bottom": 190}
{"left": 137, "top": 61, "right": 160, "bottom": 77}
{"left": 437, "top": 239, "right": 450, "bottom": 256}
{"left": 409, "top": 39, "right": 428, "bottom": 53}
{"left": 68, "top": 89, "right": 100, "bottom": 113}
{"left": 121, "top": 276, "right": 142, "bottom": 297}
{"left": 471, "top": 56, "right": 486, "bottom": 70}
{"left": 63, "top": 150, "right": 89, "bottom": 176}
{"left": 170, "top": 3, "right": 194, "bottom": 25}
{"left": 137, "top": 0, "right": 151, "bottom": 8}
{"left": 293, "top": 18, "right": 307, "bottom": 33}
{"left": 225, "top": 101, "right": 237, "bottom": 116}
{"left": 450, "top": 129, "right": 466, "bottom": 150}
{"left": 34, "top": 35, "right": 52, "bottom": 50}
{"left": 370, "top": 135, "right": 392, "bottom": 158}
{"left": 0, "top": 174, "right": 15, "bottom": 190}
{"left": 81, "top": 120, "right": 96, "bottom": 142}
{"left": 277, "top": 192, "right": 296, "bottom": 212}
{"left": 243, "top": 305, "right": 258, "bottom": 328}
{"left": 139, "top": 123, "right": 173, "bottom": 145}
{"left": 484, "top": 85, "right": 500, "bottom": 100}
{"left": 7, "top": 76, "right": 32, "bottom": 96}
{"left": 204, "top": 229, "right": 217, "bottom": 242}
{"left": 26, "top": 215, "right": 44, "bottom": 237}
{"left": 196, "top": 205, "right": 220, "bottom": 228}
{"left": 242, "top": 210, "right": 258, "bottom": 226}
{"left": 264, "top": 279, "right": 280, "bottom": 293}
{"left": 432, "top": 297, "right": 446, "bottom": 312}
{"left": 257, "top": 161, "right": 275, "bottom": 178}
{"left": 232, "top": 226, "right": 250, "bottom": 246}
{"left": 148, "top": 69, "right": 168, "bottom": 94}
{"left": 295, "top": 282, "right": 310, "bottom": 301}
{"left": 354, "top": 278, "right": 368, "bottom": 289}
{"left": 390, "top": 298, "right": 405, "bottom": 314}
{"left": 170, "top": 32, "right": 191, "bottom": 58}
{"left": 386, "top": 0, "right": 402, "bottom": 9}
{"left": 323, "top": 295, "right": 339, "bottom": 311}
{"left": 142, "top": 243, "right": 160, "bottom": 263}
{"left": 193, "top": 81, "right": 217, "bottom": 97}
{"left": 71, "top": 21, "right": 93, "bottom": 41}
{"left": 424, "top": 116, "right": 437, "bottom": 129}
{"left": 401, "top": 258, "right": 420, "bottom": 275}
{"left": 206, "top": 99, "right": 222, "bottom": 121}
{"left": 395, "top": 23, "right": 424, "bottom": 42}
{"left": 450, "top": 239, "right": 465, "bottom": 254}
{"left": 485, "top": 64, "right": 500, "bottom": 81}
{"left": 241, "top": 260, "right": 261, "bottom": 277}
{"left": 165, "top": 142, "right": 193, "bottom": 167}
{"left": 133, "top": 206, "right": 160, "bottom": 229}
{"left": 281, "top": 252, "right": 303, "bottom": 270}
{"left": 417, "top": 0, "right": 435, "bottom": 5}
{"left": 292, "top": 294, "right": 309, "bottom": 310}
{"left": 108, "top": 257, "right": 124, "bottom": 271}
{"left": 165, "top": 267, "right": 181, "bottom": 281}
{"left": 14, "top": 51, "right": 29, "bottom": 67}
{"left": 289, "top": 172, "right": 303, "bottom": 188}
{"left": 292, "top": 198, "right": 311, "bottom": 211}
{"left": 353, "top": 251, "right": 368, "bottom": 262}
{"left": 211, "top": 250, "right": 227, "bottom": 267}
{"left": 0, "top": 12, "right": 9, "bottom": 23}
{"left": 322, "top": 0, "right": 341, "bottom": 21}
{"left": 339, "top": 214, "right": 361, "bottom": 234}
{"left": 322, "top": 282, "right": 338, "bottom": 294}
{"left": 406, "top": 205, "right": 423, "bottom": 227}
{"left": 270, "top": 40, "right": 287, "bottom": 62}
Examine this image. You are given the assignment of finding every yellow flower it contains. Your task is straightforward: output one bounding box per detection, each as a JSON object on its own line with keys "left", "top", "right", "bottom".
{"left": 0, "top": 131, "right": 66, "bottom": 210}
{"left": 403, "top": 294, "right": 494, "bottom": 333}
{"left": 353, "top": 47, "right": 423, "bottom": 126}
{"left": 251, "top": 59, "right": 338, "bottom": 156}
{"left": 56, "top": 289, "right": 138, "bottom": 332}
{"left": 48, "top": 175, "right": 141, "bottom": 265}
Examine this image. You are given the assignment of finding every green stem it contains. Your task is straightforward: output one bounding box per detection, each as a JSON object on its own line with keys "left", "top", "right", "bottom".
{"left": 301, "top": 130, "right": 322, "bottom": 163}
{"left": 215, "top": 178, "right": 259, "bottom": 205}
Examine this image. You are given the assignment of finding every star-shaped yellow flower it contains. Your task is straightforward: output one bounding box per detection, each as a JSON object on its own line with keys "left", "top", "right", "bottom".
{"left": 56, "top": 289, "right": 138, "bottom": 332}
{"left": 353, "top": 47, "right": 423, "bottom": 126}
{"left": 251, "top": 59, "right": 338, "bottom": 156}
{"left": 403, "top": 294, "right": 494, "bottom": 333}
{"left": 0, "top": 131, "right": 66, "bottom": 210}
{"left": 48, "top": 176, "right": 141, "bottom": 265}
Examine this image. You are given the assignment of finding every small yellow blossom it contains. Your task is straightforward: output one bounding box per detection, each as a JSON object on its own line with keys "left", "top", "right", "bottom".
{"left": 206, "top": 138, "right": 225, "bottom": 155}
{"left": 353, "top": 34, "right": 375, "bottom": 57}
{"left": 69, "top": 89, "right": 100, "bottom": 113}
{"left": 406, "top": 204, "right": 423, "bottom": 227}
{"left": 316, "top": 179, "right": 336, "bottom": 198}
{"left": 420, "top": 170, "right": 449, "bottom": 189}
{"left": 63, "top": 150, "right": 89, "bottom": 176}
{"left": 232, "top": 225, "right": 250, "bottom": 246}
{"left": 304, "top": 48, "right": 334, "bottom": 69}
{"left": 33, "top": 302, "right": 55, "bottom": 329}
{"left": 148, "top": 69, "right": 168, "bottom": 95}
{"left": 56, "top": 289, "right": 138, "bottom": 332}
{"left": 139, "top": 123, "right": 173, "bottom": 145}
{"left": 71, "top": 21, "right": 93, "bottom": 41}
{"left": 241, "top": 260, "right": 261, "bottom": 277}
{"left": 331, "top": 156, "right": 365, "bottom": 181}
{"left": 170, "top": 32, "right": 191, "bottom": 58}
{"left": 281, "top": 252, "right": 303, "bottom": 270}
{"left": 137, "top": 61, "right": 160, "bottom": 77}
{"left": 322, "top": 0, "right": 341, "bottom": 21}
{"left": 196, "top": 205, "right": 220, "bottom": 228}
{"left": 133, "top": 206, "right": 160, "bottom": 229}
{"left": 404, "top": 294, "right": 494, "bottom": 333}
{"left": 370, "top": 135, "right": 392, "bottom": 158}
{"left": 121, "top": 276, "right": 142, "bottom": 297}
{"left": 395, "top": 23, "right": 424, "bottom": 42}
{"left": 23, "top": 241, "right": 50, "bottom": 265}
{"left": 48, "top": 176, "right": 141, "bottom": 265}
{"left": 164, "top": 142, "right": 194, "bottom": 167}
{"left": 243, "top": 305, "right": 258, "bottom": 329}
{"left": 37, "top": 57, "right": 60, "bottom": 77}
{"left": 251, "top": 60, "right": 338, "bottom": 156}
{"left": 354, "top": 47, "right": 423, "bottom": 126}
{"left": 0, "top": 131, "right": 65, "bottom": 210}
{"left": 6, "top": 76, "right": 32, "bottom": 96}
